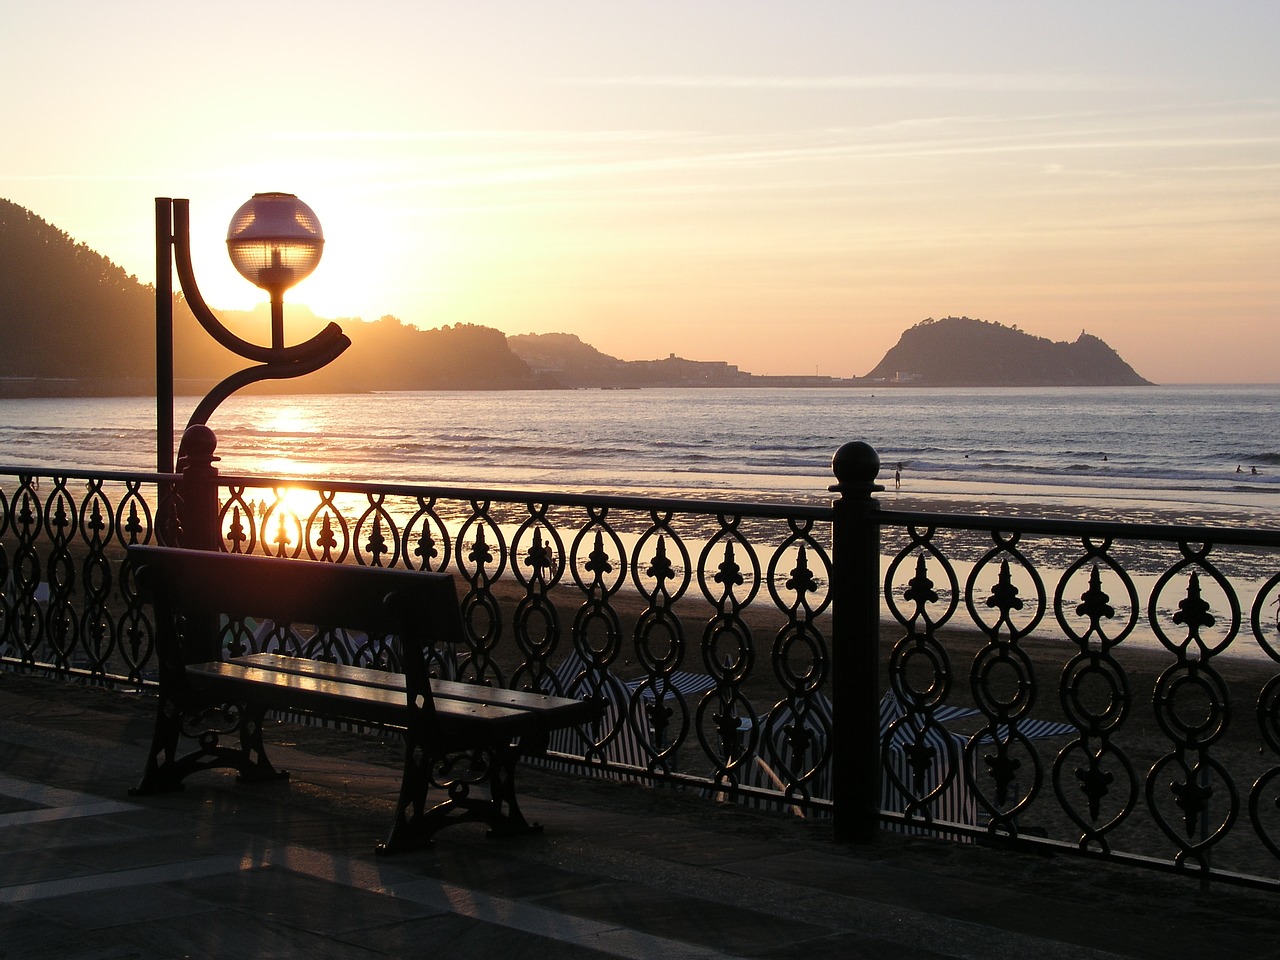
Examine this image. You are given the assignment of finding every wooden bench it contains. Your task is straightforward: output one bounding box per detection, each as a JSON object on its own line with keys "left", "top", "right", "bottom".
{"left": 127, "top": 545, "right": 603, "bottom": 854}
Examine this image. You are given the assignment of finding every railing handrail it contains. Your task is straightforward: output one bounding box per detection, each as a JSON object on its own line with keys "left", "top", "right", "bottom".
{"left": 6, "top": 464, "right": 1275, "bottom": 547}
{"left": 0, "top": 465, "right": 179, "bottom": 484}
{"left": 214, "top": 470, "right": 834, "bottom": 522}
{"left": 876, "top": 506, "right": 1280, "bottom": 548}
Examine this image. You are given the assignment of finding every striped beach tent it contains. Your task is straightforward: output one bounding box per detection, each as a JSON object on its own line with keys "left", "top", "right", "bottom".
{"left": 879, "top": 692, "right": 980, "bottom": 833}
{"left": 622, "top": 670, "right": 719, "bottom": 758}
{"left": 729, "top": 692, "right": 836, "bottom": 817}
{"left": 536, "top": 651, "right": 649, "bottom": 776}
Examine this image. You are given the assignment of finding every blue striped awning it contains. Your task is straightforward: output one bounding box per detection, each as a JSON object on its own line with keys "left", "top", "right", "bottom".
{"left": 623, "top": 671, "right": 719, "bottom": 700}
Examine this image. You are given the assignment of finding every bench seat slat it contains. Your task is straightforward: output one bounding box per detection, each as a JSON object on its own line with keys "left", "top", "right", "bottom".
{"left": 186, "top": 661, "right": 536, "bottom": 743}
{"left": 230, "top": 653, "right": 599, "bottom": 725}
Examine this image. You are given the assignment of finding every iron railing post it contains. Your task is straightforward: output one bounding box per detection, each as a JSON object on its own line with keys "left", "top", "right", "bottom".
{"left": 177, "top": 423, "right": 222, "bottom": 661}
{"left": 155, "top": 198, "right": 174, "bottom": 475}
{"left": 830, "top": 441, "right": 884, "bottom": 842}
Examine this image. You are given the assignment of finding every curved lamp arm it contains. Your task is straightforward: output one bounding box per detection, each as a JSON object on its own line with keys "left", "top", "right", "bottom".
{"left": 185, "top": 333, "right": 351, "bottom": 432}
{"left": 156, "top": 196, "right": 351, "bottom": 473}
{"left": 172, "top": 200, "right": 346, "bottom": 366}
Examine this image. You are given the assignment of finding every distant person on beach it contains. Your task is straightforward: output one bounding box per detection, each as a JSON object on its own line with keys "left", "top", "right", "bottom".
{"left": 894, "top": 468, "right": 901, "bottom": 491}
{"left": 1237, "top": 465, "right": 1243, "bottom": 473}
{"left": 1253, "top": 466, "right": 1259, "bottom": 475}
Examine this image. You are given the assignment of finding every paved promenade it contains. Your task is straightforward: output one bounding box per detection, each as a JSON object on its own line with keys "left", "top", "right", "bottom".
{"left": 0, "top": 671, "right": 1276, "bottom": 959}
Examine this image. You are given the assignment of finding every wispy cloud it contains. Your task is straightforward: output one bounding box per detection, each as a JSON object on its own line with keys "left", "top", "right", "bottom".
{"left": 264, "top": 130, "right": 684, "bottom": 144}
{"left": 560, "top": 73, "right": 1142, "bottom": 93}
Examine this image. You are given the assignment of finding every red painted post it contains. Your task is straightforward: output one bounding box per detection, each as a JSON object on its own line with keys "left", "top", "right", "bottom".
{"left": 830, "top": 441, "right": 884, "bottom": 843}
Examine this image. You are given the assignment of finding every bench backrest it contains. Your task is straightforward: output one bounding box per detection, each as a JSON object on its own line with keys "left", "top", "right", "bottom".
{"left": 128, "top": 545, "right": 465, "bottom": 671}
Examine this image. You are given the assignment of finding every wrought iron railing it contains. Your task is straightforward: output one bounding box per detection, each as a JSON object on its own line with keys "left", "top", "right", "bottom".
{"left": 2, "top": 441, "right": 1278, "bottom": 889}
{"left": 872, "top": 504, "right": 1280, "bottom": 888}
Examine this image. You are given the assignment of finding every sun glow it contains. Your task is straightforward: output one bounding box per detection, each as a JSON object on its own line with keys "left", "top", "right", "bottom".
{"left": 261, "top": 408, "right": 314, "bottom": 437}
{"left": 5, "top": 5, "right": 1279, "bottom": 383}
{"left": 224, "top": 483, "right": 324, "bottom": 556}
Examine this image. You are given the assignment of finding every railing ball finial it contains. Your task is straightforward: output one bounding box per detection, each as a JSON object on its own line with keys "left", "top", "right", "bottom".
{"left": 830, "top": 441, "right": 884, "bottom": 497}
{"left": 177, "top": 423, "right": 220, "bottom": 472}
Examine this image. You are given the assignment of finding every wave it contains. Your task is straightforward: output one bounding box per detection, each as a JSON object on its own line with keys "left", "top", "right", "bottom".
{"left": 4, "top": 388, "right": 1278, "bottom": 521}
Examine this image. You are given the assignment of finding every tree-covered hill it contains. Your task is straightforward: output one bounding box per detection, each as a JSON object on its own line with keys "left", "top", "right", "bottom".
{"left": 0, "top": 199, "right": 540, "bottom": 395}
{"left": 0, "top": 199, "right": 157, "bottom": 394}
{"left": 1, "top": 200, "right": 1153, "bottom": 395}
{"left": 863, "top": 316, "right": 1151, "bottom": 386}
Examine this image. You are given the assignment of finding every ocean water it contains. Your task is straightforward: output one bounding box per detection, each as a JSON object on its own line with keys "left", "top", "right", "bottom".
{"left": 0, "top": 385, "right": 1277, "bottom": 523}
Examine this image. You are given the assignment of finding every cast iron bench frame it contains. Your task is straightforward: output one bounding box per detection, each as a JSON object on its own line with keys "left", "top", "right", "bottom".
{"left": 128, "top": 545, "right": 603, "bottom": 854}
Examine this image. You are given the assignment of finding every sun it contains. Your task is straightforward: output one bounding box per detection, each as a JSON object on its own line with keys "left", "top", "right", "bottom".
{"left": 262, "top": 408, "right": 313, "bottom": 436}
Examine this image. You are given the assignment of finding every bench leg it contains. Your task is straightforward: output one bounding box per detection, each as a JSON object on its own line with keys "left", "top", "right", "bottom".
{"left": 236, "top": 705, "right": 291, "bottom": 784}
{"left": 130, "top": 698, "right": 288, "bottom": 795}
{"left": 377, "top": 742, "right": 541, "bottom": 855}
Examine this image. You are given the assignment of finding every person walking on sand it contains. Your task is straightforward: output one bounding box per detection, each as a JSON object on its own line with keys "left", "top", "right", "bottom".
{"left": 894, "top": 468, "right": 901, "bottom": 492}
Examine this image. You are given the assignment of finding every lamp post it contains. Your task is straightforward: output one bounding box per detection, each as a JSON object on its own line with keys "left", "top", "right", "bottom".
{"left": 154, "top": 194, "right": 350, "bottom": 473}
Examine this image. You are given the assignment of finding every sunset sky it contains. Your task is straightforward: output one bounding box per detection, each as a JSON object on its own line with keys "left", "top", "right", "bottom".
{"left": 3, "top": 2, "right": 1277, "bottom": 383}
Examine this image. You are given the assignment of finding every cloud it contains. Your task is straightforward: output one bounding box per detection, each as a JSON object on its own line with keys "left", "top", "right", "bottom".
{"left": 559, "top": 73, "right": 1141, "bottom": 93}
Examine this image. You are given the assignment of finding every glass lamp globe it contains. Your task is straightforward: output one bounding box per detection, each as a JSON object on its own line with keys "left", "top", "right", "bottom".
{"left": 225, "top": 193, "right": 324, "bottom": 297}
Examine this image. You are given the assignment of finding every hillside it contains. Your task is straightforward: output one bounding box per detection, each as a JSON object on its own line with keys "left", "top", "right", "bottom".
{"left": 0, "top": 199, "right": 540, "bottom": 396}
{"left": 0, "top": 199, "right": 157, "bottom": 394}
{"left": 863, "top": 316, "right": 1151, "bottom": 386}
{"left": 1, "top": 200, "right": 1152, "bottom": 394}
{"left": 508, "top": 333, "right": 754, "bottom": 387}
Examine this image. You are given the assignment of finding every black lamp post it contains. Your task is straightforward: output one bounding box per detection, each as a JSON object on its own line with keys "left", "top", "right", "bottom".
{"left": 154, "top": 194, "right": 351, "bottom": 472}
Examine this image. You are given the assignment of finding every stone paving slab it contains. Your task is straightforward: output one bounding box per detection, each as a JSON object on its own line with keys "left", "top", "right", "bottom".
{"left": 1, "top": 672, "right": 1279, "bottom": 960}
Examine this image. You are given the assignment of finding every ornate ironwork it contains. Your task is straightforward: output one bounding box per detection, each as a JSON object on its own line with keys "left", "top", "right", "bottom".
{"left": 5, "top": 452, "right": 1280, "bottom": 889}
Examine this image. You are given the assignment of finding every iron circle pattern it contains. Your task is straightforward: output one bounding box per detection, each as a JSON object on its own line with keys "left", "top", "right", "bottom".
{"left": 1251, "top": 570, "right": 1280, "bottom": 664}
{"left": 697, "top": 517, "right": 762, "bottom": 614}
{"left": 1250, "top": 674, "right": 1280, "bottom": 856}
{"left": 1145, "top": 752, "right": 1238, "bottom": 863}
{"left": 1059, "top": 651, "right": 1130, "bottom": 735}
{"left": 404, "top": 495, "right": 453, "bottom": 572}
{"left": 569, "top": 506, "right": 628, "bottom": 599}
{"left": 765, "top": 518, "right": 831, "bottom": 619}
{"left": 511, "top": 505, "right": 567, "bottom": 590}
{"left": 353, "top": 493, "right": 401, "bottom": 567}
{"left": 626, "top": 675, "right": 692, "bottom": 771}
{"left": 889, "top": 637, "right": 952, "bottom": 710}
{"left": 761, "top": 694, "right": 832, "bottom": 805}
{"left": 258, "top": 489, "right": 305, "bottom": 559}
{"left": 1151, "top": 661, "right": 1230, "bottom": 748}
{"left": 454, "top": 501, "right": 509, "bottom": 684}
{"left": 970, "top": 642, "right": 1036, "bottom": 720}
{"left": 964, "top": 532, "right": 1046, "bottom": 642}
{"left": 884, "top": 526, "right": 960, "bottom": 632}
{"left": 304, "top": 490, "right": 351, "bottom": 563}
{"left": 1147, "top": 543, "right": 1240, "bottom": 659}
{"left": 511, "top": 504, "right": 567, "bottom": 692}
{"left": 1052, "top": 739, "right": 1139, "bottom": 850}
{"left": 220, "top": 486, "right": 259, "bottom": 555}
{"left": 632, "top": 511, "right": 692, "bottom": 605}
{"left": 112, "top": 481, "right": 154, "bottom": 548}
{"left": 78, "top": 478, "right": 117, "bottom": 546}
{"left": 771, "top": 622, "right": 827, "bottom": 696}
{"left": 1054, "top": 540, "right": 1140, "bottom": 650}
{"left": 880, "top": 711, "right": 963, "bottom": 820}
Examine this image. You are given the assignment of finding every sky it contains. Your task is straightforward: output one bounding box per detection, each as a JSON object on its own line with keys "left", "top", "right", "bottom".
{"left": 3, "top": 2, "right": 1278, "bottom": 383}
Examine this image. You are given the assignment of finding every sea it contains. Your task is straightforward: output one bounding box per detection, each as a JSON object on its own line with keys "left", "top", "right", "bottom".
{"left": 0, "top": 384, "right": 1277, "bottom": 526}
